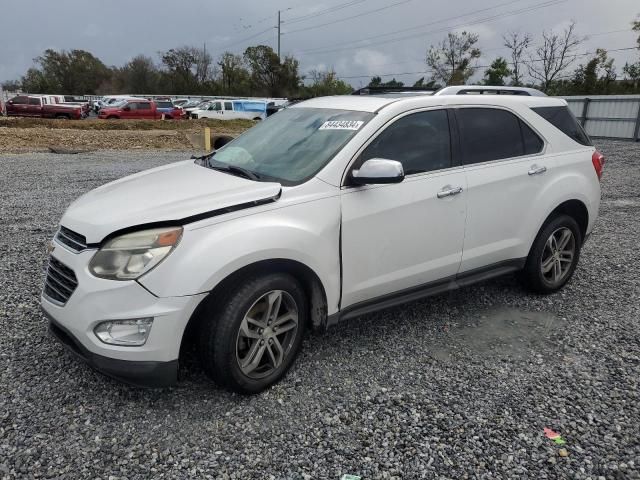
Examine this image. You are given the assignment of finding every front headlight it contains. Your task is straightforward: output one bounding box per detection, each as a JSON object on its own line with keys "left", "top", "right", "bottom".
{"left": 89, "top": 227, "right": 182, "bottom": 280}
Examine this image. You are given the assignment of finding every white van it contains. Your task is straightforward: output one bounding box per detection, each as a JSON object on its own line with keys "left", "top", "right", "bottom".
{"left": 191, "top": 99, "right": 267, "bottom": 121}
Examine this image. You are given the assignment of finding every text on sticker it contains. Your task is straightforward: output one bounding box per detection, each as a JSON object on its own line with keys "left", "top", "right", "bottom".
{"left": 319, "top": 120, "right": 364, "bottom": 131}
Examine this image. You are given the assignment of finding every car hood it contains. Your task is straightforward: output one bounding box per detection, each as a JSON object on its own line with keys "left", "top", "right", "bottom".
{"left": 60, "top": 160, "right": 282, "bottom": 244}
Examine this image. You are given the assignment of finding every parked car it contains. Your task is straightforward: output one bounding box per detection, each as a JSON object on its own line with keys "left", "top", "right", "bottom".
{"left": 172, "top": 99, "right": 191, "bottom": 107}
{"left": 5, "top": 95, "right": 84, "bottom": 119}
{"left": 154, "top": 100, "right": 184, "bottom": 119}
{"left": 42, "top": 87, "right": 603, "bottom": 393}
{"left": 98, "top": 100, "right": 161, "bottom": 120}
{"left": 191, "top": 99, "right": 267, "bottom": 120}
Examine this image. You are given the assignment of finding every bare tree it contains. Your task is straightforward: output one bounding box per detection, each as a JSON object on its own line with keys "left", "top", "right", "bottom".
{"left": 527, "top": 21, "right": 583, "bottom": 92}
{"left": 426, "top": 31, "right": 481, "bottom": 86}
{"left": 503, "top": 32, "right": 531, "bottom": 86}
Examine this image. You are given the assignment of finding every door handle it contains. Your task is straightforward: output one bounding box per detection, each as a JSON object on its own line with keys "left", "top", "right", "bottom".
{"left": 437, "top": 186, "right": 463, "bottom": 198}
{"left": 528, "top": 165, "right": 547, "bottom": 176}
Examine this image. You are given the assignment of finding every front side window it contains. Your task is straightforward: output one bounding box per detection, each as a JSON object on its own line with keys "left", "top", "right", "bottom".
{"left": 28, "top": 97, "right": 41, "bottom": 105}
{"left": 137, "top": 102, "right": 151, "bottom": 110}
{"left": 10, "top": 96, "right": 27, "bottom": 105}
{"left": 210, "top": 102, "right": 222, "bottom": 111}
{"left": 457, "top": 108, "right": 543, "bottom": 165}
{"left": 360, "top": 110, "right": 451, "bottom": 175}
{"left": 209, "top": 107, "right": 373, "bottom": 185}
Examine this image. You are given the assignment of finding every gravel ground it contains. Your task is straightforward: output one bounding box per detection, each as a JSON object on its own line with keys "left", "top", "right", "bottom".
{"left": 0, "top": 142, "right": 639, "bottom": 479}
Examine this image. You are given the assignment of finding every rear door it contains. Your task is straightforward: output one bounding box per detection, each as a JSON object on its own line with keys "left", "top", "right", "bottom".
{"left": 340, "top": 109, "right": 467, "bottom": 308}
{"left": 454, "top": 106, "right": 546, "bottom": 273}
{"left": 135, "top": 101, "right": 153, "bottom": 119}
{"left": 26, "top": 97, "right": 43, "bottom": 116}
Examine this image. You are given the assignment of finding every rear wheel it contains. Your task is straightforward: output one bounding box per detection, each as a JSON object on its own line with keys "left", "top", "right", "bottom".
{"left": 520, "top": 214, "right": 582, "bottom": 294}
{"left": 55, "top": 114, "right": 70, "bottom": 120}
{"left": 197, "top": 273, "right": 307, "bottom": 394}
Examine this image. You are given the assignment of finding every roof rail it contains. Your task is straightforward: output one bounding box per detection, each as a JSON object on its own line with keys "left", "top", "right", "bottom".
{"left": 434, "top": 85, "right": 546, "bottom": 97}
{"left": 352, "top": 86, "right": 439, "bottom": 96}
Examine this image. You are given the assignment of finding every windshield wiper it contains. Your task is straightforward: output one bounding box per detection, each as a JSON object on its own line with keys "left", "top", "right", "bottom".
{"left": 207, "top": 160, "right": 260, "bottom": 181}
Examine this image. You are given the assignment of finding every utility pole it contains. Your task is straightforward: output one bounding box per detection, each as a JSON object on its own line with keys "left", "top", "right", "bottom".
{"left": 277, "top": 10, "right": 282, "bottom": 60}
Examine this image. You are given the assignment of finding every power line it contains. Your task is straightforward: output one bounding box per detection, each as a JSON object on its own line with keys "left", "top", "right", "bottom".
{"left": 285, "top": 0, "right": 415, "bottom": 35}
{"left": 219, "top": 27, "right": 275, "bottom": 51}
{"left": 285, "top": 0, "right": 368, "bottom": 25}
{"left": 298, "top": 0, "right": 565, "bottom": 55}
{"left": 298, "top": 0, "right": 529, "bottom": 54}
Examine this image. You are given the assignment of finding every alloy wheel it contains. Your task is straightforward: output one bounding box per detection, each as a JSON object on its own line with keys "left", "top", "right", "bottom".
{"left": 540, "top": 227, "right": 576, "bottom": 286}
{"left": 235, "top": 290, "right": 299, "bottom": 379}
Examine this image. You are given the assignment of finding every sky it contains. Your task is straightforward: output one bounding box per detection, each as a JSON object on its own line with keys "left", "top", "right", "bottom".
{"left": 0, "top": 0, "right": 638, "bottom": 88}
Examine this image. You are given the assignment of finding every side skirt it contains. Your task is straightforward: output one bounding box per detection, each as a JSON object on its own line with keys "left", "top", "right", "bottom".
{"left": 327, "top": 258, "right": 526, "bottom": 327}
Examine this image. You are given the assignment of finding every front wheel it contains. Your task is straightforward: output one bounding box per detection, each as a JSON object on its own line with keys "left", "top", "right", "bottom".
{"left": 520, "top": 214, "right": 582, "bottom": 294}
{"left": 198, "top": 273, "right": 307, "bottom": 394}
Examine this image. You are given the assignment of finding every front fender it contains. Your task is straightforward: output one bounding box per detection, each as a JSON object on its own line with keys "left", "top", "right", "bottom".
{"left": 139, "top": 195, "right": 342, "bottom": 314}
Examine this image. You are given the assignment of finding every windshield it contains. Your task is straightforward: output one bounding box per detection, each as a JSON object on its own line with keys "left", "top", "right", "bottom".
{"left": 208, "top": 107, "right": 373, "bottom": 185}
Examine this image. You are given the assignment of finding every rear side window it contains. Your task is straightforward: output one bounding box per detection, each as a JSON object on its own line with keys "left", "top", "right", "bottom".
{"left": 531, "top": 106, "right": 592, "bottom": 146}
{"left": 28, "top": 97, "right": 41, "bottom": 105}
{"left": 137, "top": 102, "right": 151, "bottom": 110}
{"left": 457, "top": 108, "right": 543, "bottom": 165}
{"left": 361, "top": 110, "right": 451, "bottom": 174}
{"left": 224, "top": 102, "right": 233, "bottom": 110}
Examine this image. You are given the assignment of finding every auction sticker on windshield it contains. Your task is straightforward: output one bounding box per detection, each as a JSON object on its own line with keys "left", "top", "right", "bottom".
{"left": 319, "top": 120, "right": 364, "bottom": 130}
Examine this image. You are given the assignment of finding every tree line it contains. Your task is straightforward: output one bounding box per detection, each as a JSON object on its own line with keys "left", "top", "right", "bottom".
{"left": 2, "top": 16, "right": 639, "bottom": 97}
{"left": 1, "top": 45, "right": 352, "bottom": 98}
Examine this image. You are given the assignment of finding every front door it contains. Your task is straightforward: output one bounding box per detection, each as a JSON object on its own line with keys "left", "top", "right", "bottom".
{"left": 340, "top": 109, "right": 467, "bottom": 309}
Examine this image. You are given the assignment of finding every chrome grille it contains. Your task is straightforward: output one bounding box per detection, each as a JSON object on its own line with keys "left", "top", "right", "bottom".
{"left": 43, "top": 257, "right": 78, "bottom": 305}
{"left": 55, "top": 226, "right": 87, "bottom": 252}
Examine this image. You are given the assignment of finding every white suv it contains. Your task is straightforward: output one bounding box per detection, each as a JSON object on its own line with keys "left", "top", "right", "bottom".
{"left": 41, "top": 87, "right": 604, "bottom": 393}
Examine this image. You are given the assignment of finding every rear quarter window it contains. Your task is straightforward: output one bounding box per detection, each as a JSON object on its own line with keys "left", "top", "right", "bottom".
{"left": 531, "top": 106, "right": 592, "bottom": 146}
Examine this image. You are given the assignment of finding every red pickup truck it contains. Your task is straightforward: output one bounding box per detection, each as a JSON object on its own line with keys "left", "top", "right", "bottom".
{"left": 98, "top": 100, "right": 164, "bottom": 120}
{"left": 5, "top": 95, "right": 84, "bottom": 120}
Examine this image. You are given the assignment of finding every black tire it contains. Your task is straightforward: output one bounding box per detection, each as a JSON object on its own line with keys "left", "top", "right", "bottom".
{"left": 55, "top": 114, "right": 70, "bottom": 120}
{"left": 253, "top": 117, "right": 262, "bottom": 121}
{"left": 197, "top": 272, "right": 308, "bottom": 394}
{"left": 520, "top": 214, "right": 582, "bottom": 294}
{"left": 107, "top": 115, "right": 118, "bottom": 120}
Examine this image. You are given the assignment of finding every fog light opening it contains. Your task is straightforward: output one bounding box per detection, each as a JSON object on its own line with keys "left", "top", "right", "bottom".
{"left": 94, "top": 318, "right": 154, "bottom": 346}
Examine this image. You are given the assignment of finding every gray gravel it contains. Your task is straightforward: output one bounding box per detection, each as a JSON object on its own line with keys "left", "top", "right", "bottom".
{"left": 1, "top": 143, "right": 639, "bottom": 479}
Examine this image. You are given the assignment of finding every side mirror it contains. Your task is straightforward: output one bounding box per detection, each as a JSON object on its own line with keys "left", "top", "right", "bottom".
{"left": 351, "top": 158, "right": 405, "bottom": 185}
{"left": 123, "top": 106, "right": 131, "bottom": 111}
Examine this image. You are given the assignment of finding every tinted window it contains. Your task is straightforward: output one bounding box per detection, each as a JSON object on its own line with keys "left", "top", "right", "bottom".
{"left": 28, "top": 97, "right": 41, "bottom": 105}
{"left": 457, "top": 108, "right": 528, "bottom": 164}
{"left": 156, "top": 101, "right": 173, "bottom": 108}
{"left": 361, "top": 110, "right": 451, "bottom": 174}
{"left": 137, "top": 102, "right": 151, "bottom": 110}
{"left": 11, "top": 96, "right": 28, "bottom": 105}
{"left": 521, "top": 121, "right": 544, "bottom": 154}
{"left": 532, "top": 106, "right": 592, "bottom": 146}
{"left": 224, "top": 102, "right": 233, "bottom": 110}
